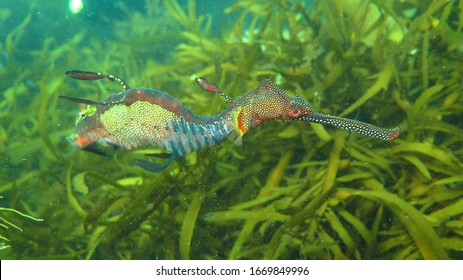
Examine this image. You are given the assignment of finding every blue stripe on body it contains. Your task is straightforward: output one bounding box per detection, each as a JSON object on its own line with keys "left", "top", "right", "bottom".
{"left": 208, "top": 123, "right": 220, "bottom": 145}
{"left": 215, "top": 121, "right": 224, "bottom": 141}
{"left": 190, "top": 123, "right": 202, "bottom": 150}
{"left": 222, "top": 120, "right": 230, "bottom": 134}
{"left": 181, "top": 119, "right": 195, "bottom": 153}
{"left": 160, "top": 126, "right": 173, "bottom": 152}
{"left": 201, "top": 125, "right": 210, "bottom": 147}
{"left": 174, "top": 122, "right": 187, "bottom": 156}
{"left": 167, "top": 133, "right": 177, "bottom": 155}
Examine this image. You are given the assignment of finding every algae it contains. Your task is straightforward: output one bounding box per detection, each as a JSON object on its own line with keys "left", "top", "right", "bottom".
{"left": 0, "top": 0, "right": 462, "bottom": 260}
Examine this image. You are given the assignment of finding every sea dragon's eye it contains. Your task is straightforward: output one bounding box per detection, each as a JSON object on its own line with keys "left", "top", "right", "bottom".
{"left": 288, "top": 108, "right": 302, "bottom": 118}
{"left": 288, "top": 95, "right": 313, "bottom": 118}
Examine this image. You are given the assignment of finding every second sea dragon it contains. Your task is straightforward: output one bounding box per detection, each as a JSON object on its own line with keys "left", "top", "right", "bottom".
{"left": 61, "top": 70, "right": 401, "bottom": 172}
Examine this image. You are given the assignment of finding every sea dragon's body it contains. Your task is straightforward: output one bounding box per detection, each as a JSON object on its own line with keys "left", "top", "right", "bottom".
{"left": 62, "top": 70, "right": 400, "bottom": 172}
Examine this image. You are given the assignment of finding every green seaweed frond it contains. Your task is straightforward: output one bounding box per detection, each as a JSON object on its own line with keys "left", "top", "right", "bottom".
{"left": 0, "top": 196, "right": 43, "bottom": 251}
{"left": 1, "top": 0, "right": 462, "bottom": 260}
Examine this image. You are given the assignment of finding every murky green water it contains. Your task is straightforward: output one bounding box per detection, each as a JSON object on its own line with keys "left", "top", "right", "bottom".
{"left": 0, "top": 0, "right": 462, "bottom": 260}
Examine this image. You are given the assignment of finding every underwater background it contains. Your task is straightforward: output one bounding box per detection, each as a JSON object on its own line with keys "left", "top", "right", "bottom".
{"left": 0, "top": 0, "right": 462, "bottom": 260}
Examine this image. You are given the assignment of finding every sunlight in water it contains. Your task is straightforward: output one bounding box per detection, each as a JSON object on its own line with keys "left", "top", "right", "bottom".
{"left": 69, "top": 0, "right": 83, "bottom": 14}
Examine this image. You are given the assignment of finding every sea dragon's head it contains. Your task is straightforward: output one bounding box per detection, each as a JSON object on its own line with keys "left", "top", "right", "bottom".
{"left": 232, "top": 79, "right": 293, "bottom": 132}
{"left": 196, "top": 78, "right": 296, "bottom": 134}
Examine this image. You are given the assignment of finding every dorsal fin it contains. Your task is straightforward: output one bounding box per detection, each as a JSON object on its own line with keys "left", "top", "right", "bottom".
{"left": 134, "top": 155, "right": 177, "bottom": 173}
{"left": 66, "top": 70, "right": 131, "bottom": 90}
{"left": 59, "top": 96, "right": 100, "bottom": 105}
{"left": 195, "top": 77, "right": 236, "bottom": 107}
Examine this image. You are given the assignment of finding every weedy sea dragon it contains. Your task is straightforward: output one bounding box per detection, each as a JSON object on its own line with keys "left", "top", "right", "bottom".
{"left": 61, "top": 70, "right": 401, "bottom": 172}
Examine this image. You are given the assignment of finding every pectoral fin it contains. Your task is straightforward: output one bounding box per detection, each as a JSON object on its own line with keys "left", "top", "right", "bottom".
{"left": 230, "top": 130, "right": 243, "bottom": 145}
{"left": 82, "top": 143, "right": 114, "bottom": 156}
{"left": 59, "top": 95, "right": 101, "bottom": 105}
{"left": 144, "top": 153, "right": 172, "bottom": 159}
{"left": 134, "top": 155, "right": 177, "bottom": 173}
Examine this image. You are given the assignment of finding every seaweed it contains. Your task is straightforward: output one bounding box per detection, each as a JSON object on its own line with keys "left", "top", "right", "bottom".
{"left": 0, "top": 0, "right": 462, "bottom": 260}
{"left": 0, "top": 196, "right": 43, "bottom": 251}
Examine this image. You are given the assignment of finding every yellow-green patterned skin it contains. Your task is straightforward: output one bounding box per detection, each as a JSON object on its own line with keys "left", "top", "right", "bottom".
{"left": 100, "top": 101, "right": 176, "bottom": 149}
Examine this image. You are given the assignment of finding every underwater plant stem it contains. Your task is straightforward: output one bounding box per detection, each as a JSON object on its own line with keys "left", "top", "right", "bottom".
{"left": 65, "top": 163, "right": 88, "bottom": 218}
{"left": 98, "top": 182, "right": 174, "bottom": 257}
{"left": 0, "top": 208, "right": 43, "bottom": 222}
{"left": 38, "top": 88, "right": 60, "bottom": 160}
{"left": 351, "top": 190, "right": 448, "bottom": 260}
{"left": 341, "top": 63, "right": 394, "bottom": 117}
{"left": 263, "top": 151, "right": 294, "bottom": 189}
{"left": 5, "top": 8, "right": 32, "bottom": 61}
{"left": 322, "top": 133, "right": 345, "bottom": 194}
{"left": 428, "top": 0, "right": 452, "bottom": 16}
{"left": 180, "top": 189, "right": 205, "bottom": 260}
{"left": 264, "top": 187, "right": 329, "bottom": 259}
{"left": 366, "top": 205, "right": 384, "bottom": 259}
{"left": 421, "top": 29, "right": 429, "bottom": 89}
{"left": 228, "top": 150, "right": 294, "bottom": 259}
{"left": 264, "top": 134, "right": 346, "bottom": 259}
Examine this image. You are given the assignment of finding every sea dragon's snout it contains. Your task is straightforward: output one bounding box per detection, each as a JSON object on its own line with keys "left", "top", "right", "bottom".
{"left": 287, "top": 95, "right": 400, "bottom": 141}
{"left": 296, "top": 113, "right": 401, "bottom": 141}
